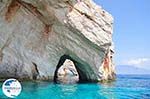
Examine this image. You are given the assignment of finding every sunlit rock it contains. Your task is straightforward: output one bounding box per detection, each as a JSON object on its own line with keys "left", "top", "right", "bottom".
{"left": 0, "top": 0, "right": 115, "bottom": 82}
{"left": 98, "top": 45, "right": 116, "bottom": 81}
{"left": 56, "top": 59, "right": 79, "bottom": 83}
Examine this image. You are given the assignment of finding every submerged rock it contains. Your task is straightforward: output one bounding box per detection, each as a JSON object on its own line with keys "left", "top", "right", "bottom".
{"left": 0, "top": 0, "right": 115, "bottom": 82}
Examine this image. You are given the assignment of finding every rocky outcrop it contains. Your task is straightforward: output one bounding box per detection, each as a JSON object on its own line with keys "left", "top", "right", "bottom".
{"left": 56, "top": 59, "right": 79, "bottom": 83}
{"left": 98, "top": 46, "right": 116, "bottom": 81}
{"left": 0, "top": 0, "right": 115, "bottom": 82}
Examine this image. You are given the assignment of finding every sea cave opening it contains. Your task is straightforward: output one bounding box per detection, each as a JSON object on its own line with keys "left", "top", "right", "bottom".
{"left": 54, "top": 55, "right": 90, "bottom": 83}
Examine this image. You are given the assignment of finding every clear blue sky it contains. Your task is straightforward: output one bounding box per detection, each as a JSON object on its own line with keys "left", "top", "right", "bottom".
{"left": 94, "top": 0, "right": 150, "bottom": 70}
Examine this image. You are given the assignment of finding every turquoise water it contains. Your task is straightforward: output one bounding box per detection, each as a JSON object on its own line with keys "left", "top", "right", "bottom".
{"left": 0, "top": 75, "right": 150, "bottom": 99}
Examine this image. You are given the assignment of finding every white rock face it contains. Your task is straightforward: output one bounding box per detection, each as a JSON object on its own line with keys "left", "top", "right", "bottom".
{"left": 56, "top": 59, "right": 79, "bottom": 83}
{"left": 0, "top": 0, "right": 115, "bottom": 81}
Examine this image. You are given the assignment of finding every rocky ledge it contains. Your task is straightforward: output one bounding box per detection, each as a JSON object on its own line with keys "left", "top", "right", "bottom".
{"left": 0, "top": 0, "right": 115, "bottom": 83}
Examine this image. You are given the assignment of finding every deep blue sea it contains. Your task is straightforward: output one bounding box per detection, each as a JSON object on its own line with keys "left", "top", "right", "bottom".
{"left": 0, "top": 75, "right": 150, "bottom": 99}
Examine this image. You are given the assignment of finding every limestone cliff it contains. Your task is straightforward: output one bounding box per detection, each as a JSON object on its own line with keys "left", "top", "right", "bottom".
{"left": 0, "top": 0, "right": 115, "bottom": 82}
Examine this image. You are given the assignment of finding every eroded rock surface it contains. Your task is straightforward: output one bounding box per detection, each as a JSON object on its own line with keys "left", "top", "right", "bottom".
{"left": 56, "top": 59, "right": 79, "bottom": 83}
{"left": 0, "top": 0, "right": 115, "bottom": 82}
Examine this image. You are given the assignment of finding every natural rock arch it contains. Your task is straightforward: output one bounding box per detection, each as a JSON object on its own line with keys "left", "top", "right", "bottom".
{"left": 0, "top": 0, "right": 115, "bottom": 82}
{"left": 54, "top": 55, "right": 96, "bottom": 83}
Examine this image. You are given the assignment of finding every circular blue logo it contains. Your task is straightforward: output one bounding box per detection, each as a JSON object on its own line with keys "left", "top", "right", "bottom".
{"left": 2, "top": 78, "right": 22, "bottom": 98}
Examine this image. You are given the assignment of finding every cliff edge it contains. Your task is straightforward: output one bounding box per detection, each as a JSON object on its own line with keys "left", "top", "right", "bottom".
{"left": 0, "top": 0, "right": 115, "bottom": 82}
